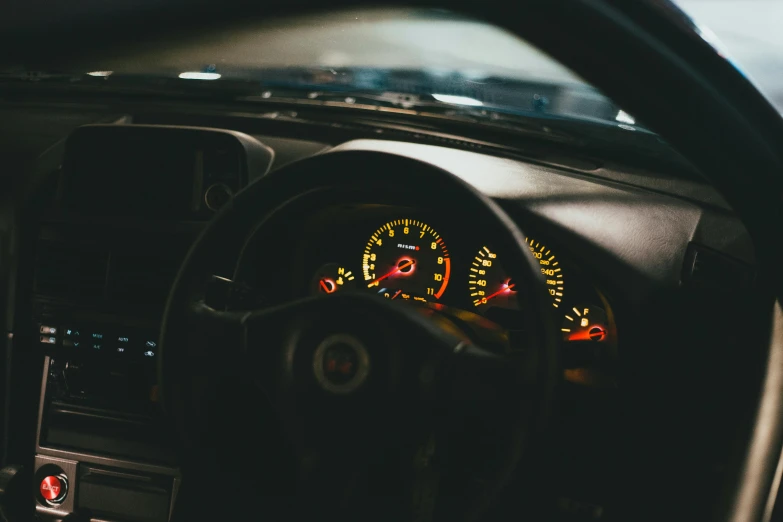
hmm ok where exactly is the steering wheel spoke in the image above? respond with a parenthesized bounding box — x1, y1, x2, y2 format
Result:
(184, 298, 315, 379)
(181, 301, 250, 374)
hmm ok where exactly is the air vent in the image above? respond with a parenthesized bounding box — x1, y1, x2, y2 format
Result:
(34, 241, 108, 299)
(682, 243, 755, 290)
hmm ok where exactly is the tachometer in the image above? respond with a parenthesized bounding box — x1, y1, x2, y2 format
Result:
(362, 219, 450, 302)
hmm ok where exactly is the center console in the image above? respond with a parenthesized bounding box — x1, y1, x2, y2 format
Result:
(33, 250, 184, 521)
(26, 124, 274, 521)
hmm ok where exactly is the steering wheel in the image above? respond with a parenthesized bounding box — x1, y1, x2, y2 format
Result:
(159, 152, 558, 520)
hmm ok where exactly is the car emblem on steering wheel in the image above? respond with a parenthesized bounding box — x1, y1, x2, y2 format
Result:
(313, 334, 370, 394)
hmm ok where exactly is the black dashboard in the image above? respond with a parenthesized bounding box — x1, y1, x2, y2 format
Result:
(0, 103, 762, 522)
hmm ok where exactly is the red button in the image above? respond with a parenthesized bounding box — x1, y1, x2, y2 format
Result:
(39, 475, 65, 501)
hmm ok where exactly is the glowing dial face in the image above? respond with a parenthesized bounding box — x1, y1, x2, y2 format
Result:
(561, 305, 607, 341)
(362, 219, 450, 302)
(525, 237, 565, 308)
(312, 263, 355, 295)
(469, 246, 518, 310)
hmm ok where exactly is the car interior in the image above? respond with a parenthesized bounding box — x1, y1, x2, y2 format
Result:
(0, 1, 782, 521)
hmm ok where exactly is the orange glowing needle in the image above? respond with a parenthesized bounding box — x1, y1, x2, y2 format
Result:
(391, 290, 402, 300)
(367, 259, 415, 287)
(479, 283, 515, 304)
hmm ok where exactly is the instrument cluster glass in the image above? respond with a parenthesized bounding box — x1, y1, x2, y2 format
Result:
(299, 210, 609, 340)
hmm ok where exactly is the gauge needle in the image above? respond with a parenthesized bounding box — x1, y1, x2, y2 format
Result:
(367, 259, 415, 287)
(481, 283, 516, 303)
(391, 290, 402, 300)
(319, 278, 338, 294)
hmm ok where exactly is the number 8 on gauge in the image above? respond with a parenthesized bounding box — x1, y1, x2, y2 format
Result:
(362, 219, 451, 302)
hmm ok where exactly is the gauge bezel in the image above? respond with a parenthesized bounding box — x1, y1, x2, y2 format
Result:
(361, 218, 451, 302)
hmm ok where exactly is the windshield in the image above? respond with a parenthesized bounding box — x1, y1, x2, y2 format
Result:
(128, 8, 581, 84)
(6, 8, 637, 128)
(4, 4, 781, 135)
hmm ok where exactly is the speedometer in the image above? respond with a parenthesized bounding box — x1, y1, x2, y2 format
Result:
(362, 219, 450, 302)
(526, 237, 564, 308)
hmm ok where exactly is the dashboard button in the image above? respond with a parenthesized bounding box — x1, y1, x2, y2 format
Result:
(143, 339, 157, 357)
(63, 328, 81, 337)
(39, 475, 67, 503)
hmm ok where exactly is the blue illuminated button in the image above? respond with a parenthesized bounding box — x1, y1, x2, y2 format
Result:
(64, 328, 80, 337)
(63, 339, 81, 348)
(143, 339, 157, 357)
(91, 333, 103, 340)
(40, 336, 56, 345)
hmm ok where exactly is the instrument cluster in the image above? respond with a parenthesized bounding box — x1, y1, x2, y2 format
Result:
(311, 217, 563, 314)
(244, 205, 615, 359)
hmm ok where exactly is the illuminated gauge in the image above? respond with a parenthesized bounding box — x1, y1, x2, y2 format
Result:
(469, 246, 518, 310)
(525, 237, 565, 308)
(561, 305, 608, 342)
(362, 219, 450, 302)
(312, 263, 356, 295)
